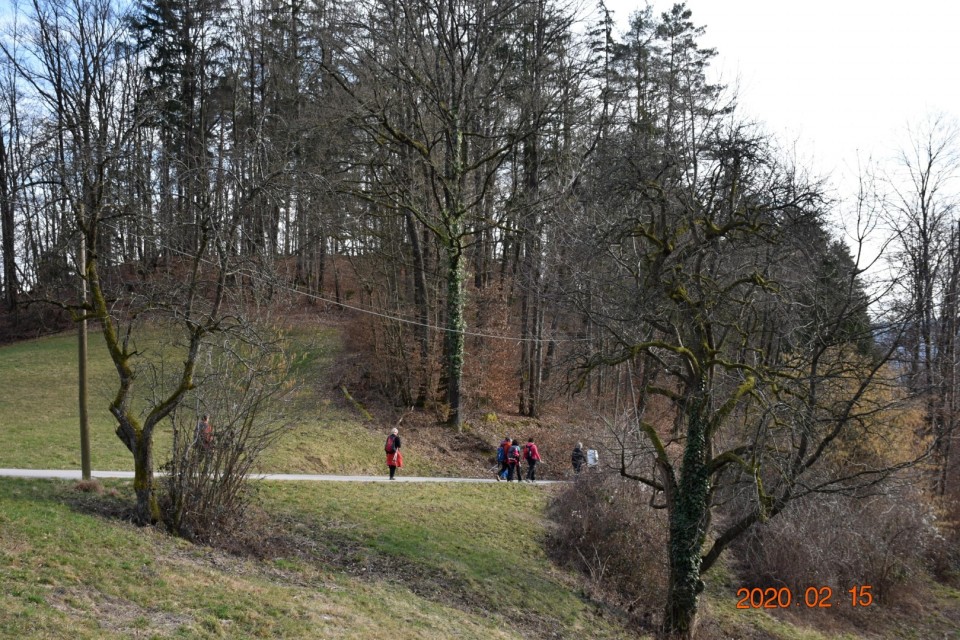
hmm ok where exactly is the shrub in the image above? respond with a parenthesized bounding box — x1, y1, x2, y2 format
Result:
(733, 484, 938, 603)
(73, 479, 103, 494)
(546, 472, 668, 629)
(928, 496, 960, 583)
(160, 332, 293, 545)
(0, 303, 71, 343)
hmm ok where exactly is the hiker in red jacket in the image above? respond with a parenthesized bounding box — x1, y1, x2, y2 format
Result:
(385, 427, 403, 480)
(523, 438, 542, 482)
(195, 414, 213, 451)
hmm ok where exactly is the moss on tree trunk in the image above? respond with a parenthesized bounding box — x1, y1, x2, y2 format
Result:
(663, 386, 711, 639)
(445, 249, 465, 430)
(133, 437, 160, 524)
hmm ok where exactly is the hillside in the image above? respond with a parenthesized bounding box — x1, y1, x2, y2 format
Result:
(1, 324, 959, 639)
(0, 318, 589, 481)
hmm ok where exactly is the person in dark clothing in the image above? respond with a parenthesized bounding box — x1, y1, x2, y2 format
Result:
(572, 442, 586, 475)
(385, 427, 402, 480)
(506, 439, 522, 482)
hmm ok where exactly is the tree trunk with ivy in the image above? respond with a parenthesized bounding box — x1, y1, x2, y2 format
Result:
(444, 240, 466, 430)
(663, 384, 712, 638)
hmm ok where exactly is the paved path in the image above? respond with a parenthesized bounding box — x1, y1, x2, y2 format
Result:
(0, 468, 559, 484)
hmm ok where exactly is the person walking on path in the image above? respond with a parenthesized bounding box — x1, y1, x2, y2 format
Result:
(506, 439, 522, 482)
(385, 427, 403, 480)
(523, 438, 542, 482)
(571, 442, 586, 475)
(496, 436, 511, 481)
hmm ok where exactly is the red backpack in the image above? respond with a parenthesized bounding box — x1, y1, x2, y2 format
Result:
(385, 434, 397, 453)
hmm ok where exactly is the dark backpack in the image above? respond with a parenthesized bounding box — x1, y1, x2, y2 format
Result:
(496, 446, 505, 463)
(508, 444, 521, 462)
(385, 434, 396, 454)
(524, 444, 535, 461)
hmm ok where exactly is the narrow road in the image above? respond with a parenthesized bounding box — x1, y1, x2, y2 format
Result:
(0, 468, 560, 484)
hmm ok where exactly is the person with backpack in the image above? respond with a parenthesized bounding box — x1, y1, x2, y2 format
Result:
(523, 437, 542, 482)
(496, 436, 511, 481)
(385, 427, 402, 480)
(506, 439, 522, 482)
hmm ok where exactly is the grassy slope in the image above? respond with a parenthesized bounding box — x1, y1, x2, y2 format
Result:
(0, 333, 130, 470)
(0, 329, 447, 477)
(0, 478, 634, 640)
(2, 330, 959, 639)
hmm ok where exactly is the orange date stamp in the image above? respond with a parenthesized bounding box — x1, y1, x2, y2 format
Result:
(736, 585, 874, 609)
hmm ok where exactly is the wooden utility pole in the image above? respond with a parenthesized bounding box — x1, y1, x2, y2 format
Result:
(78, 238, 91, 480)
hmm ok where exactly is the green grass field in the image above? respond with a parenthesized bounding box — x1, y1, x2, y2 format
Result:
(0, 478, 637, 639)
(0, 333, 129, 470)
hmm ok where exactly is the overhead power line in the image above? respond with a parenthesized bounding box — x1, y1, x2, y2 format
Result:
(104, 229, 589, 345)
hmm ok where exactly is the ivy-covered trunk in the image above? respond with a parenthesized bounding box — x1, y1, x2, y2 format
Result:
(663, 385, 712, 639)
(444, 246, 466, 430)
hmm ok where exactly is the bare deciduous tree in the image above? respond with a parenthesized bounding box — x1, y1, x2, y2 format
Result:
(324, 0, 534, 427)
(884, 113, 960, 495)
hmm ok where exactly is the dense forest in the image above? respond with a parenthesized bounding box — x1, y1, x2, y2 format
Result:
(0, 0, 958, 637)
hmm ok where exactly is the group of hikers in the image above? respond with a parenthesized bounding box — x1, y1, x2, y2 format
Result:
(198, 416, 591, 482)
(384, 427, 595, 482)
(495, 437, 543, 482)
(493, 437, 596, 480)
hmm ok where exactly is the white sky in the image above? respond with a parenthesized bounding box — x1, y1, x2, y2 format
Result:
(606, 0, 960, 199)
